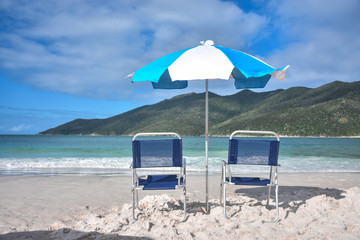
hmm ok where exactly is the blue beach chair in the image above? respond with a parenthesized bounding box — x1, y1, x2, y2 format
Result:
(131, 132, 186, 221)
(220, 130, 280, 222)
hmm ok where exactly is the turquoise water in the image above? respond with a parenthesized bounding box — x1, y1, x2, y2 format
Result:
(0, 135, 359, 175)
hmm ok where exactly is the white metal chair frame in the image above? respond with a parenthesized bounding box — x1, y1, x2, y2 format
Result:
(131, 132, 187, 222)
(220, 130, 280, 223)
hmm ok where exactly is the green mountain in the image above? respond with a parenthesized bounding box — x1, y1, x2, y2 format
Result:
(39, 81, 360, 137)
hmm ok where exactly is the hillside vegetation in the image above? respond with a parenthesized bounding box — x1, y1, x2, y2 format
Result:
(40, 81, 360, 137)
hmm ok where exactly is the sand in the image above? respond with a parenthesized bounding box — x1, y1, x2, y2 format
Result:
(0, 173, 359, 239)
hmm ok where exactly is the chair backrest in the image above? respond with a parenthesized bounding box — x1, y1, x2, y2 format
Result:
(132, 138, 183, 168)
(228, 139, 280, 166)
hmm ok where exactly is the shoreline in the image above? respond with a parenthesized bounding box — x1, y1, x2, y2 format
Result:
(0, 172, 359, 239)
(3, 133, 360, 138)
(1, 167, 360, 177)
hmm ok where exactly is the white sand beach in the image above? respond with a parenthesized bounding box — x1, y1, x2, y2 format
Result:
(0, 173, 359, 239)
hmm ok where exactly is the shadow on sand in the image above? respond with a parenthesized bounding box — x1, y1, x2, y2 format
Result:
(0, 229, 153, 240)
(232, 185, 346, 219)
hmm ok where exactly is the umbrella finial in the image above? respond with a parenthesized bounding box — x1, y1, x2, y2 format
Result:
(200, 40, 214, 46)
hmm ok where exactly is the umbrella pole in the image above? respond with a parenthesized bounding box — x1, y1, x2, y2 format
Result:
(205, 79, 209, 213)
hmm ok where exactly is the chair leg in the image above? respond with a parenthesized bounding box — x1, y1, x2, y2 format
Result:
(132, 187, 137, 221)
(136, 188, 139, 209)
(181, 187, 187, 222)
(223, 183, 230, 220)
(220, 163, 225, 205)
(220, 182, 223, 205)
(274, 183, 279, 222)
(272, 169, 279, 223)
(266, 185, 271, 208)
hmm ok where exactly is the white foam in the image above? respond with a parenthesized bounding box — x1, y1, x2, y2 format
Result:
(1, 155, 359, 176)
(0, 157, 132, 169)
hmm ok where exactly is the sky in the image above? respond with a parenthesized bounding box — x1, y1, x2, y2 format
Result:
(0, 0, 359, 134)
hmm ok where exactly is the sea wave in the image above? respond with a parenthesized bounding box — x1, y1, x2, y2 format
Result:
(1, 155, 359, 176)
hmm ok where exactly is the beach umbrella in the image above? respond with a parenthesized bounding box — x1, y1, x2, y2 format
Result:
(128, 40, 289, 212)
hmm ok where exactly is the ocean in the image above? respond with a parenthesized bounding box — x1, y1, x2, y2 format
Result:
(0, 135, 359, 176)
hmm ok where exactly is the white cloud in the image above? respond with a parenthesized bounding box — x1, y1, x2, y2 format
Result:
(11, 124, 33, 132)
(0, 0, 268, 100)
(266, 0, 360, 89)
(0, 0, 359, 102)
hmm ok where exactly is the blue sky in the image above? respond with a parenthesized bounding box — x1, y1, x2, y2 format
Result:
(1, 0, 359, 134)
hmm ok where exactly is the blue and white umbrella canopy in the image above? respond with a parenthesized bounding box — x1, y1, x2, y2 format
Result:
(129, 40, 289, 212)
(131, 40, 289, 89)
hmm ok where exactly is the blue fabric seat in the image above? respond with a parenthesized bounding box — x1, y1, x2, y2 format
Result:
(131, 132, 186, 221)
(226, 177, 270, 186)
(139, 175, 184, 190)
(221, 130, 280, 222)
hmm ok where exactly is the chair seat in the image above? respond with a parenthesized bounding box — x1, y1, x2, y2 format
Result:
(139, 174, 183, 190)
(226, 177, 270, 186)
